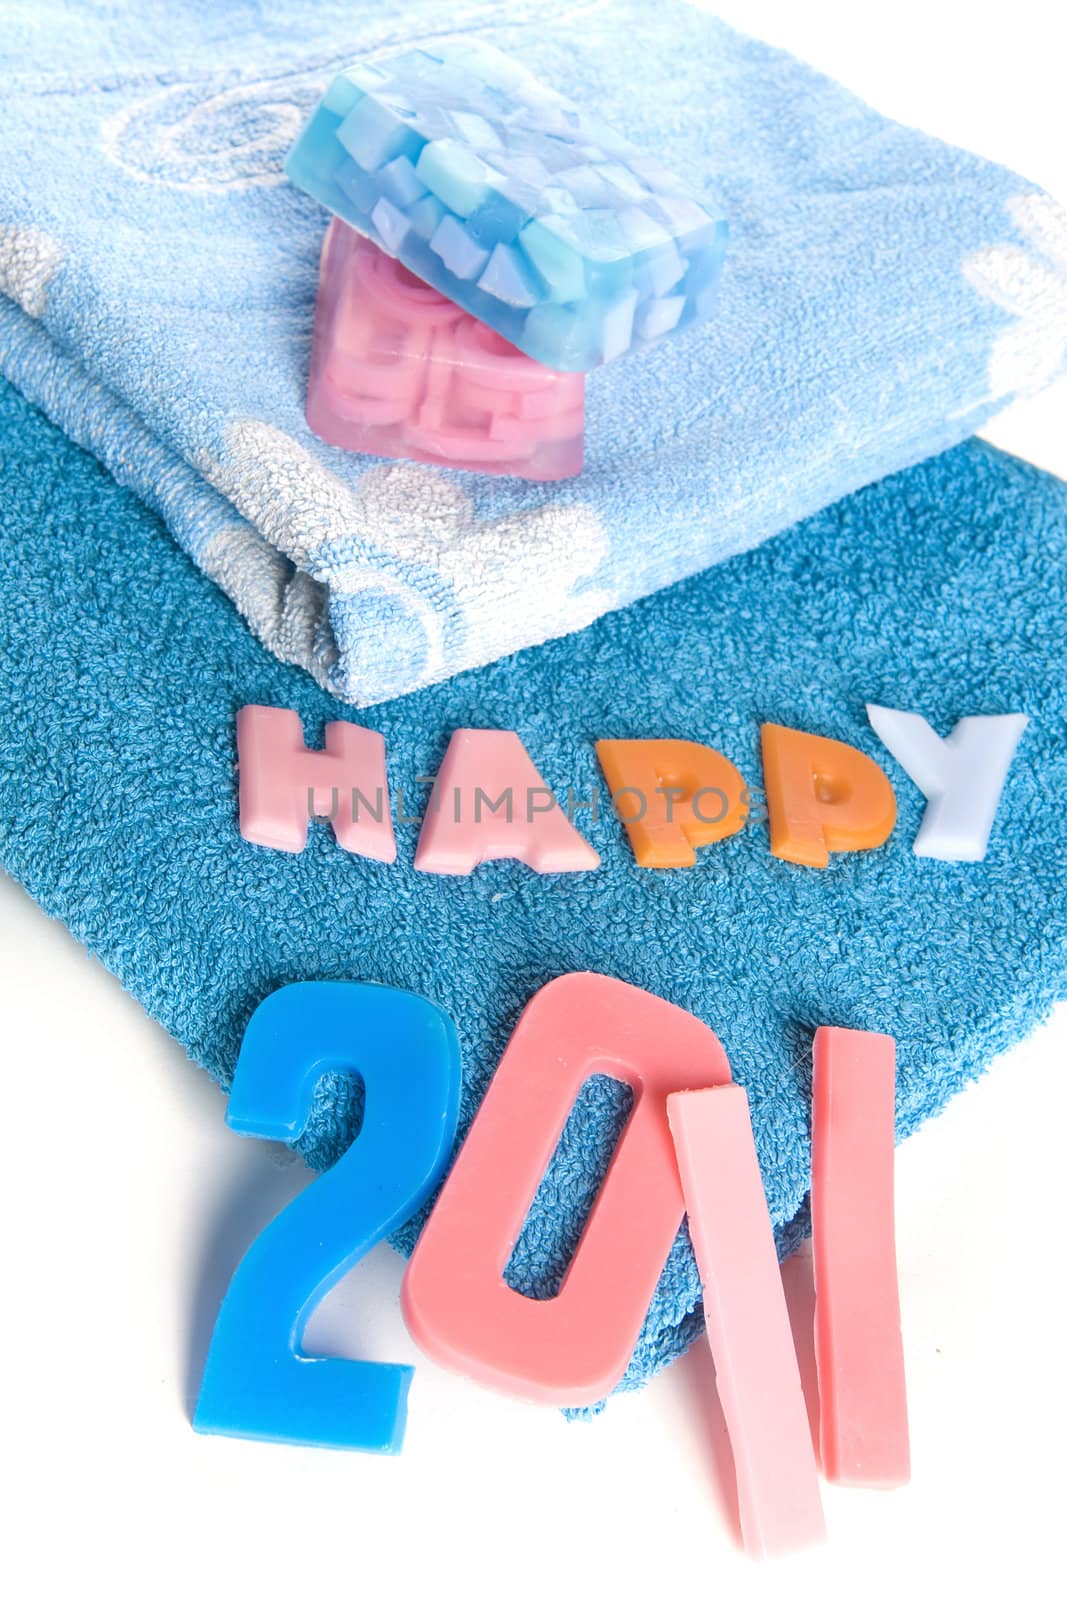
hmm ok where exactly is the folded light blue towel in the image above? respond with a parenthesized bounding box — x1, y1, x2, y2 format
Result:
(2, 375, 1065, 1398)
(2, 1, 1064, 705)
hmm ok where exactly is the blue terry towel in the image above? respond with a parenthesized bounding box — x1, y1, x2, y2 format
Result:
(2, 1, 1065, 705)
(1, 374, 1065, 1397)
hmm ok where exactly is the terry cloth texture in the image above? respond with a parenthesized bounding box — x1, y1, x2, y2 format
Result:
(2, 376, 1065, 1398)
(2, 2, 1065, 706)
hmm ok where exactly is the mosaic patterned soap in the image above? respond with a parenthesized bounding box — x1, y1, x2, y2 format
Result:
(285, 40, 728, 372)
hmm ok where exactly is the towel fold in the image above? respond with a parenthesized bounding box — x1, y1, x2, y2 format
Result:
(2, 371, 1064, 1397)
(2, 0, 1064, 704)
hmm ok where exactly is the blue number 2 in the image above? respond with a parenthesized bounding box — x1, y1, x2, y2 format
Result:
(193, 981, 461, 1452)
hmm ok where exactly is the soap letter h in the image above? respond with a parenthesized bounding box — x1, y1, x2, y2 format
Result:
(236, 705, 396, 863)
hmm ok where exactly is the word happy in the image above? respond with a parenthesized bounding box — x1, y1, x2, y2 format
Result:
(236, 704, 1028, 871)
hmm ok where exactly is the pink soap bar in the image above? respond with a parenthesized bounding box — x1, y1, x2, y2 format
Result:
(811, 1026, 910, 1487)
(306, 219, 585, 481)
(402, 973, 732, 1405)
(668, 1086, 825, 1558)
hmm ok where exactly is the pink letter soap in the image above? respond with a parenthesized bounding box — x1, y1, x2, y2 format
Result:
(811, 1026, 910, 1487)
(236, 704, 395, 863)
(668, 1086, 825, 1558)
(306, 219, 585, 481)
(402, 974, 732, 1406)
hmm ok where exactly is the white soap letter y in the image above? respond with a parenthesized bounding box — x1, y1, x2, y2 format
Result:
(866, 705, 1028, 862)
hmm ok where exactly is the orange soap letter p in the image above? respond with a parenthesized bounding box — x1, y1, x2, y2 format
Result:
(761, 724, 896, 868)
(595, 738, 749, 867)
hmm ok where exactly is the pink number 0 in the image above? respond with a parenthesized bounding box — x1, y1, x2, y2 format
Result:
(402, 973, 732, 1405)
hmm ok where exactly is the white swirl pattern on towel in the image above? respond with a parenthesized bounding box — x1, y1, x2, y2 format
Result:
(962, 192, 1067, 407)
(95, 4, 571, 192)
(197, 419, 612, 696)
(0, 224, 64, 317)
(100, 70, 330, 191)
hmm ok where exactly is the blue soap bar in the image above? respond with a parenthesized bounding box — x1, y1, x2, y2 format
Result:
(285, 40, 727, 371)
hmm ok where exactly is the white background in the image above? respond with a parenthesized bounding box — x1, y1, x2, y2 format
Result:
(2, 5, 1065, 1597)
